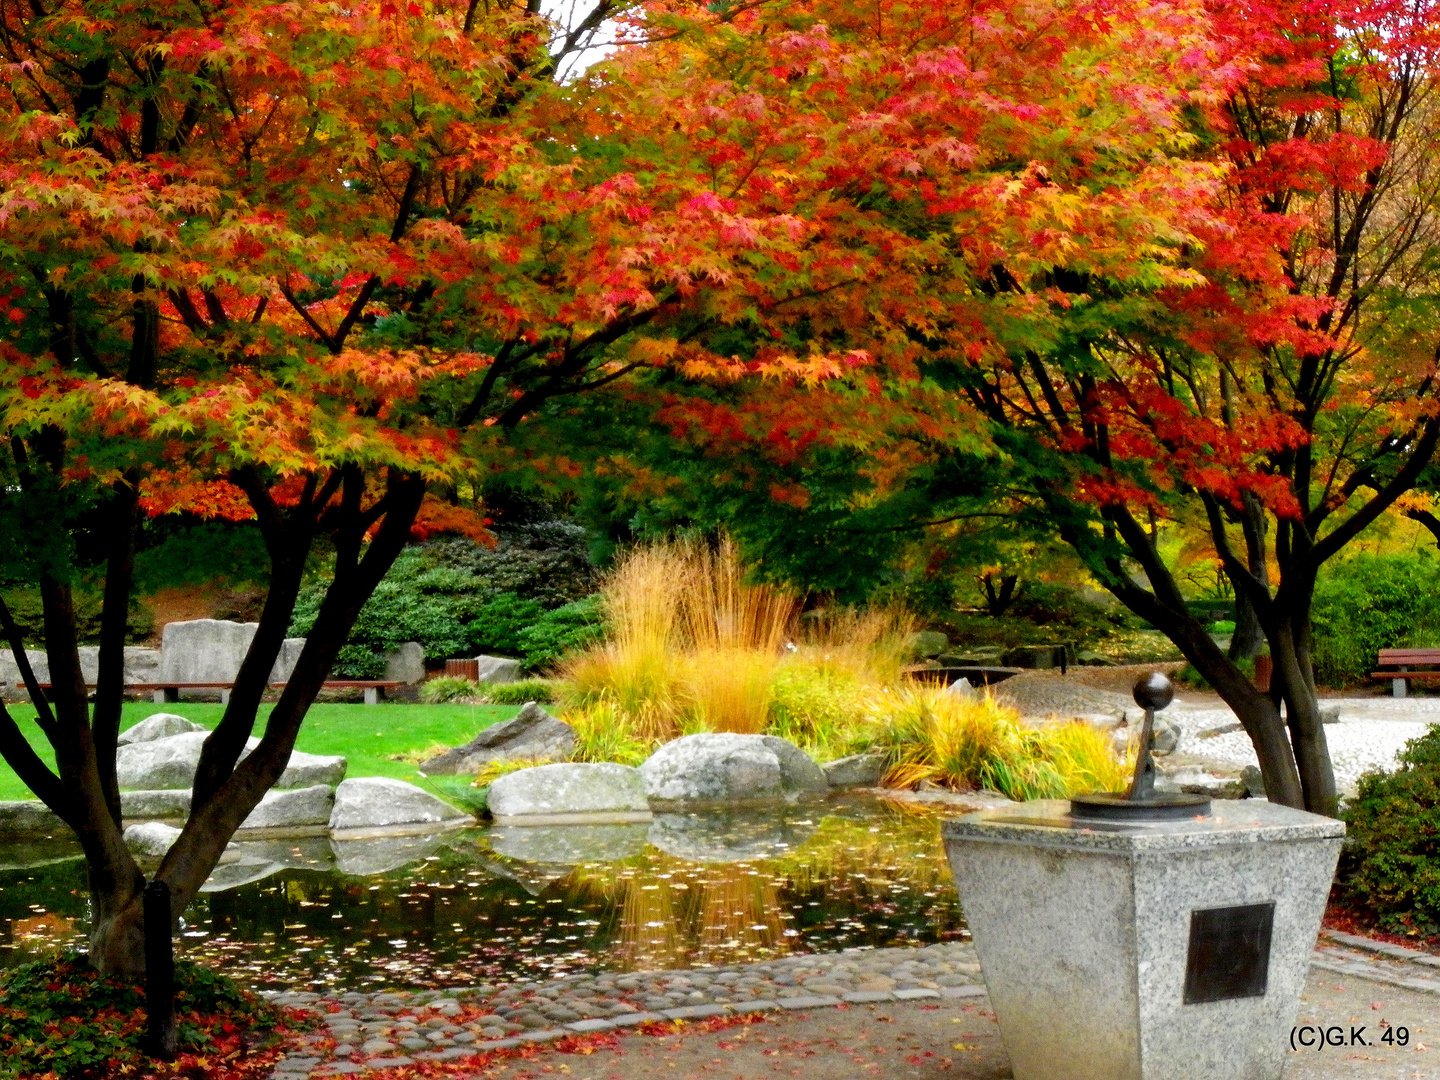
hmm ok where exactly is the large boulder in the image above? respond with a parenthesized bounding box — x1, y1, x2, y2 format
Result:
(120, 790, 192, 820)
(0, 648, 48, 688)
(487, 763, 650, 822)
(822, 753, 886, 788)
(76, 646, 162, 685)
(476, 655, 521, 684)
(383, 642, 426, 685)
(160, 619, 258, 683)
(0, 800, 67, 835)
(124, 822, 181, 857)
(328, 777, 470, 835)
(420, 702, 576, 775)
(489, 823, 651, 865)
(159, 619, 305, 684)
(238, 785, 334, 831)
(115, 730, 346, 789)
(117, 713, 207, 746)
(639, 734, 828, 805)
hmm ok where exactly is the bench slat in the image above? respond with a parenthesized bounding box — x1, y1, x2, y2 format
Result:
(1375, 650, 1440, 664)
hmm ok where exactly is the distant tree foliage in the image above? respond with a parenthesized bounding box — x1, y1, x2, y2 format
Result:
(289, 524, 599, 675)
(1310, 552, 1440, 687)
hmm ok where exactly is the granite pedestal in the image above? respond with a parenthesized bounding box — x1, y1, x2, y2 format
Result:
(942, 799, 1343, 1080)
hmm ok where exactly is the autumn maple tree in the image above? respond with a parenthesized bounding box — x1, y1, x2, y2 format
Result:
(549, 0, 1440, 818)
(0, 0, 870, 977)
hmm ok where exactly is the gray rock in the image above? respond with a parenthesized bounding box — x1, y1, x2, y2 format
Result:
(477, 655, 522, 684)
(271, 638, 307, 683)
(421, 702, 576, 775)
(117, 713, 207, 746)
(160, 619, 258, 684)
(822, 754, 886, 788)
(648, 810, 818, 863)
(1150, 716, 1180, 756)
(120, 789, 192, 820)
(639, 734, 828, 804)
(1321, 706, 1342, 725)
(115, 731, 346, 790)
(276, 748, 348, 788)
(125, 822, 181, 857)
(941, 677, 978, 701)
(489, 823, 651, 864)
(0, 647, 48, 688)
(329, 777, 469, 833)
(331, 831, 459, 876)
(488, 763, 649, 820)
(384, 642, 427, 685)
(0, 800, 67, 835)
(239, 785, 334, 830)
(1241, 765, 1267, 798)
(906, 631, 950, 659)
(75, 646, 162, 685)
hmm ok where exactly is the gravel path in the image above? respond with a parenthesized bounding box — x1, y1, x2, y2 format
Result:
(259, 933, 1440, 1079)
(995, 668, 1439, 791)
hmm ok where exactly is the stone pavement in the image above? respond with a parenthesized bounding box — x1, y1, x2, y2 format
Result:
(261, 931, 1440, 1079)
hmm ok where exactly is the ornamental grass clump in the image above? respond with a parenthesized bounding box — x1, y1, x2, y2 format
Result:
(559, 536, 798, 739)
(0, 952, 303, 1080)
(868, 685, 1129, 801)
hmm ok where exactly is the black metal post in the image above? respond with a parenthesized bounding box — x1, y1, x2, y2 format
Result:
(144, 879, 176, 1059)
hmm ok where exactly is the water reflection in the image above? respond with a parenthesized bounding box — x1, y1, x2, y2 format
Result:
(0, 794, 964, 990)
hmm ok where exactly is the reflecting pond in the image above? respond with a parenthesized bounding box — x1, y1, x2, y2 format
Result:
(0, 794, 964, 991)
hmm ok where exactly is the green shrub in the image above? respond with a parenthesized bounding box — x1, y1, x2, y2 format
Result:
(1312, 551, 1440, 687)
(419, 676, 483, 703)
(516, 594, 606, 672)
(1339, 724, 1440, 932)
(0, 952, 296, 1079)
(483, 678, 561, 704)
(290, 528, 601, 677)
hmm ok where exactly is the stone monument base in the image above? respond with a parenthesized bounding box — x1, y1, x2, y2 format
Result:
(943, 799, 1344, 1080)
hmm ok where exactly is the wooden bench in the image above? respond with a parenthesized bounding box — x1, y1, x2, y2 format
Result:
(27, 680, 402, 705)
(1371, 649, 1440, 697)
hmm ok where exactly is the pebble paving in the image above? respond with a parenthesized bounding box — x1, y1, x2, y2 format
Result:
(259, 932, 1440, 1079)
(260, 941, 987, 1078)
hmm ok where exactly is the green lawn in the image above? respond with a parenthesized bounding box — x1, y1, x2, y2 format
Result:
(0, 701, 516, 802)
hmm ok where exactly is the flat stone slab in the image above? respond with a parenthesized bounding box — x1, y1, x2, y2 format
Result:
(488, 762, 650, 820)
(239, 785, 334, 831)
(328, 777, 468, 833)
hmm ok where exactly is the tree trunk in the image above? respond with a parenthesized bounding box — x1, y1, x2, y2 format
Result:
(89, 882, 148, 980)
(1228, 493, 1269, 661)
(1229, 591, 1266, 661)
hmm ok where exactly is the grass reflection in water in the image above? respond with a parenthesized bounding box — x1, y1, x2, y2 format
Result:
(0, 795, 964, 990)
